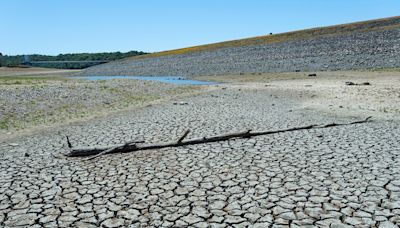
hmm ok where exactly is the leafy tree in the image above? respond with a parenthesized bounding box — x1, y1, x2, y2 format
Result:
(0, 51, 148, 69)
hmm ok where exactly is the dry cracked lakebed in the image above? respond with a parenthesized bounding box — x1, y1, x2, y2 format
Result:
(0, 86, 399, 227)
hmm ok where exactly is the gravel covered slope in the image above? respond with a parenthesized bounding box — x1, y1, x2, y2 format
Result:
(81, 19, 400, 77)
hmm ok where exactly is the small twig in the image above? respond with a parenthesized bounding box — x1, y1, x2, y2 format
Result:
(177, 130, 191, 144)
(66, 136, 72, 148)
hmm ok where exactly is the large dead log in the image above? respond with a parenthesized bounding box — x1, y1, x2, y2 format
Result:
(66, 117, 372, 159)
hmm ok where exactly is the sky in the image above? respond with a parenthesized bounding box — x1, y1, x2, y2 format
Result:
(1, 0, 399, 55)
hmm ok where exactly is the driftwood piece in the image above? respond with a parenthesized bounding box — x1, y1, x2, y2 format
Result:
(66, 117, 372, 158)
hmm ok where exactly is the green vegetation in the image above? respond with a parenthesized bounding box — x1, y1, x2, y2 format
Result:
(0, 75, 68, 85)
(0, 51, 148, 69)
(0, 114, 17, 130)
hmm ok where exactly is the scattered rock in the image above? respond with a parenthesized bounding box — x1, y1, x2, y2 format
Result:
(173, 102, 189, 105)
(346, 81, 371, 86)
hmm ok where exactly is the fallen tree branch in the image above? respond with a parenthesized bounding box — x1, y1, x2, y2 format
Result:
(66, 117, 372, 158)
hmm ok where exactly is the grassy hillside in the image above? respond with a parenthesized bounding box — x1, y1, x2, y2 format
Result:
(131, 16, 400, 60)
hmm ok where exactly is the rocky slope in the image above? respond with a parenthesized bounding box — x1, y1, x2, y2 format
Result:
(81, 16, 400, 77)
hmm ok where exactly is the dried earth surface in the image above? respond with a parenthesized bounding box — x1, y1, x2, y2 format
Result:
(0, 70, 399, 227)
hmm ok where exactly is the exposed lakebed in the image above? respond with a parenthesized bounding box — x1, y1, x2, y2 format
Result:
(72, 76, 218, 85)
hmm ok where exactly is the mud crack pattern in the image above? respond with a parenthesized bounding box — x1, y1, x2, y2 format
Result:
(1, 88, 399, 227)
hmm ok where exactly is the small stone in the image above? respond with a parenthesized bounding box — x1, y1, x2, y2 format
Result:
(173, 102, 189, 105)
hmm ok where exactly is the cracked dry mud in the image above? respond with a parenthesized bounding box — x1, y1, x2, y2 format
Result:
(1, 86, 399, 227)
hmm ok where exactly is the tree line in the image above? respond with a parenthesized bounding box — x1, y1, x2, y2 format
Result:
(0, 51, 147, 69)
